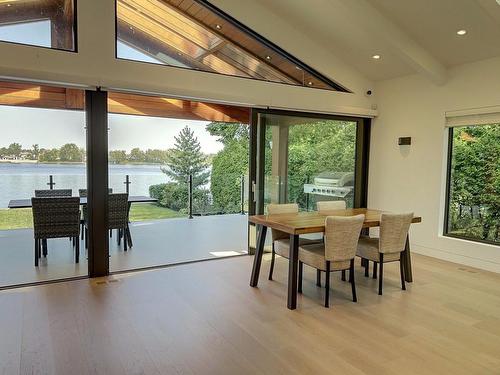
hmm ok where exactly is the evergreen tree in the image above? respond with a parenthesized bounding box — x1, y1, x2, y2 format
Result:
(162, 126, 209, 188)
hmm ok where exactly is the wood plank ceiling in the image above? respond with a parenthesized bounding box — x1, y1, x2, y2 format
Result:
(116, 0, 337, 90)
(0, 82, 250, 123)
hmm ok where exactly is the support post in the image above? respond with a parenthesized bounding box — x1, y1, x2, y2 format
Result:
(47, 175, 55, 190)
(86, 89, 109, 277)
(188, 174, 193, 219)
(240, 175, 245, 214)
(124, 174, 130, 194)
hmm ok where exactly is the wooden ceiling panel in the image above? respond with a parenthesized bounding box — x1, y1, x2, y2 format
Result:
(0, 82, 249, 123)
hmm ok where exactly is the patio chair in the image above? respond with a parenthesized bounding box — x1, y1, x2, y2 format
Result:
(298, 214, 365, 307)
(35, 189, 74, 252)
(356, 213, 413, 295)
(31, 197, 81, 266)
(79, 188, 113, 239)
(84, 193, 131, 251)
(34, 189, 72, 197)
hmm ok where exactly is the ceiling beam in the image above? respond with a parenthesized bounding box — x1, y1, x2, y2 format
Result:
(338, 0, 448, 85)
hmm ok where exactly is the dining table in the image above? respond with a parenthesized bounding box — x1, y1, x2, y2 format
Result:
(7, 195, 157, 209)
(249, 208, 422, 310)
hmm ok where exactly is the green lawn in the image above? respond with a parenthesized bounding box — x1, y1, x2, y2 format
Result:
(0, 204, 186, 230)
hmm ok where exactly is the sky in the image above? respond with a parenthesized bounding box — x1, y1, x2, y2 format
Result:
(0, 105, 222, 153)
(0, 20, 223, 154)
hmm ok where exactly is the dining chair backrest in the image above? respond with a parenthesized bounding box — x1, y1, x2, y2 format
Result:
(324, 214, 365, 262)
(267, 203, 298, 241)
(317, 200, 347, 212)
(379, 213, 414, 254)
(108, 193, 129, 230)
(35, 189, 72, 197)
(79, 188, 113, 197)
(31, 197, 80, 239)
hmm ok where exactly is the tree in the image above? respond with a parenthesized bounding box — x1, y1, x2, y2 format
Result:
(31, 144, 40, 160)
(207, 122, 249, 212)
(162, 126, 209, 188)
(59, 143, 84, 162)
(7, 143, 22, 158)
(39, 148, 60, 162)
(129, 148, 145, 163)
(109, 150, 127, 164)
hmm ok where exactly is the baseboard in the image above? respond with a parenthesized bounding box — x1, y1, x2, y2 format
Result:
(411, 243, 500, 274)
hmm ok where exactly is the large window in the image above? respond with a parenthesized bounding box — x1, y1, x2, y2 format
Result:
(445, 124, 500, 245)
(115, 0, 345, 91)
(0, 0, 76, 51)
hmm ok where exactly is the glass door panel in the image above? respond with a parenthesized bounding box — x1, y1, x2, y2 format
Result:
(256, 112, 358, 214)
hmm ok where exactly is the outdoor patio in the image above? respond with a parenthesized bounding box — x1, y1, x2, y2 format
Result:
(0, 214, 248, 287)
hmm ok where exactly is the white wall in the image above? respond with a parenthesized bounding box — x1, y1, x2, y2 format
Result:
(0, 0, 376, 117)
(371, 56, 500, 273)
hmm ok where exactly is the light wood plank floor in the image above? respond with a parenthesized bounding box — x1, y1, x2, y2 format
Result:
(1, 253, 500, 375)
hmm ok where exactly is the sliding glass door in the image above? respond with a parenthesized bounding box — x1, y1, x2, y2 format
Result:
(248, 109, 370, 252)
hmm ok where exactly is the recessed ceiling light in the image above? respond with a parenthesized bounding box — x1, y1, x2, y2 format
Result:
(215, 24, 222, 30)
(456, 29, 467, 36)
(372, 54, 381, 60)
(265, 55, 272, 60)
(307, 81, 313, 86)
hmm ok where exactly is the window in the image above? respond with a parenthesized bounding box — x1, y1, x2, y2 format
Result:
(0, 0, 76, 51)
(444, 124, 500, 245)
(115, 0, 345, 91)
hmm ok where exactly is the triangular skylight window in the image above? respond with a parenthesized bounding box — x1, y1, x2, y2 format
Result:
(116, 0, 347, 91)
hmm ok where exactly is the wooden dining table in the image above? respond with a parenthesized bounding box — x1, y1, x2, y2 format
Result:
(249, 208, 422, 310)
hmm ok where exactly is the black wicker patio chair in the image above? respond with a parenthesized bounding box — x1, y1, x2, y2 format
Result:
(31, 197, 81, 267)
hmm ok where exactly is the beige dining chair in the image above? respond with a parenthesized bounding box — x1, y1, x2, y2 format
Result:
(317, 199, 348, 282)
(316, 200, 347, 212)
(267, 203, 320, 281)
(356, 212, 413, 295)
(298, 214, 365, 307)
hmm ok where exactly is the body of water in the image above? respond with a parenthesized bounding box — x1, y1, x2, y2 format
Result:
(0, 163, 168, 208)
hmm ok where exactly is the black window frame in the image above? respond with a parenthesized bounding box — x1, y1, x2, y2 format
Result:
(443, 125, 499, 246)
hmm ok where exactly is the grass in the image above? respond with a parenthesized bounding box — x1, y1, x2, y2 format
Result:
(0, 204, 186, 230)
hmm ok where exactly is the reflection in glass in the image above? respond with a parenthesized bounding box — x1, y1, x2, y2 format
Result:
(0, 0, 76, 51)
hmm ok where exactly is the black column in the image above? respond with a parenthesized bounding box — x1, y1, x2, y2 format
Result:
(354, 118, 371, 208)
(85, 89, 109, 277)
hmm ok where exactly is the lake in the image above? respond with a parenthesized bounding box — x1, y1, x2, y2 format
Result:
(0, 163, 168, 208)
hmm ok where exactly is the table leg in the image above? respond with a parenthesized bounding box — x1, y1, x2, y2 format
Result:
(250, 225, 267, 287)
(287, 234, 299, 310)
(402, 234, 413, 282)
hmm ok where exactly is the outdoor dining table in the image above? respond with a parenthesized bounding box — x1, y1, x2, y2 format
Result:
(249, 208, 422, 310)
(7, 195, 157, 209)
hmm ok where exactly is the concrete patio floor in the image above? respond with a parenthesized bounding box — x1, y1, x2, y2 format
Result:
(0, 214, 248, 287)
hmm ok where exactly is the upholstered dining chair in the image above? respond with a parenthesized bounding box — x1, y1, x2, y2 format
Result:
(356, 213, 413, 295)
(317, 199, 348, 282)
(316, 200, 347, 212)
(31, 197, 81, 266)
(298, 214, 365, 307)
(267, 203, 320, 281)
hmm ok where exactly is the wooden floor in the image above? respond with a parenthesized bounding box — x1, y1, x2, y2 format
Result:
(1, 253, 500, 375)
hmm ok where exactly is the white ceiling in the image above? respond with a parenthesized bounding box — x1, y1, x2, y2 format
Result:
(252, 0, 500, 83)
